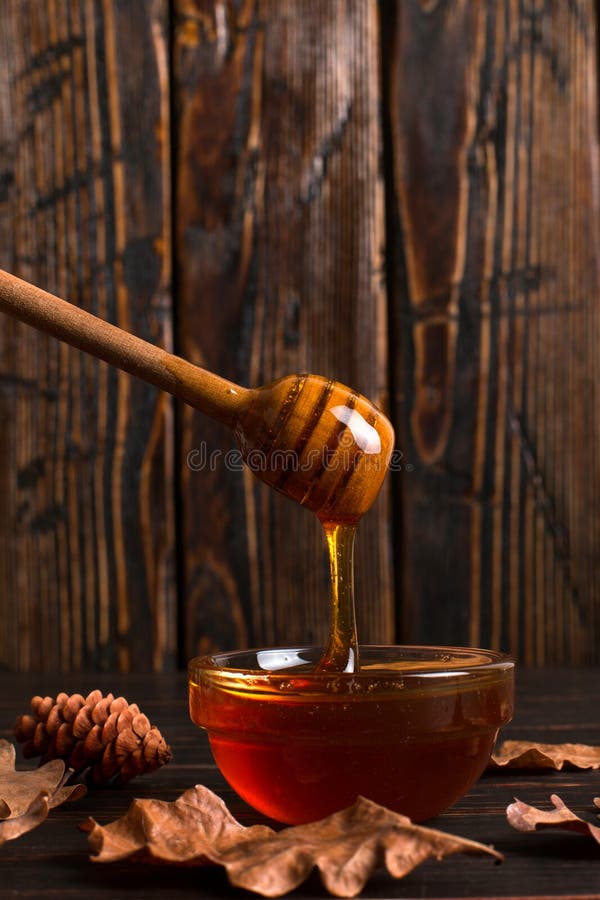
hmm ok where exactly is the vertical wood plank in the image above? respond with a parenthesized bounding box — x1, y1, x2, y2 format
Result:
(0, 4, 19, 670)
(174, 0, 394, 657)
(386, 0, 600, 662)
(0, 0, 176, 671)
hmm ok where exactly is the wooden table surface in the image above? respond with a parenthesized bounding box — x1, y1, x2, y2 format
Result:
(0, 667, 599, 899)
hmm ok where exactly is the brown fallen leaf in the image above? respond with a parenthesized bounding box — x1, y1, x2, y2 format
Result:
(82, 785, 502, 898)
(507, 794, 600, 846)
(490, 740, 600, 771)
(0, 739, 86, 846)
(0, 792, 52, 845)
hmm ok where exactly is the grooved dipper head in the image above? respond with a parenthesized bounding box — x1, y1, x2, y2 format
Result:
(235, 374, 395, 524)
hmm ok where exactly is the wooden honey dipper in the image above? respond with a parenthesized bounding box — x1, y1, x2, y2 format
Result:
(0, 269, 395, 671)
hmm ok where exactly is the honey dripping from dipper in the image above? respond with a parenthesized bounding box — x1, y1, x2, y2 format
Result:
(234, 374, 395, 673)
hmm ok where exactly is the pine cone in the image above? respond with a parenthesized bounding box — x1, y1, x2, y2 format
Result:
(13, 691, 172, 785)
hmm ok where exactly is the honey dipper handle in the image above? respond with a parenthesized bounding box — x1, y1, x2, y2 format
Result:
(0, 269, 249, 426)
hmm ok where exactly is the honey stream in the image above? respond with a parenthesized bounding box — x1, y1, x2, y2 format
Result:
(317, 523, 358, 673)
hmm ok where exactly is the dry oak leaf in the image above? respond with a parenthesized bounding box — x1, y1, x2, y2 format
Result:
(490, 740, 600, 771)
(82, 785, 502, 898)
(0, 739, 86, 846)
(507, 794, 600, 845)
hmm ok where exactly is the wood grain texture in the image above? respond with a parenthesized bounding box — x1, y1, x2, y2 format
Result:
(0, 0, 175, 672)
(1, 1, 599, 671)
(174, 0, 394, 659)
(386, 0, 600, 662)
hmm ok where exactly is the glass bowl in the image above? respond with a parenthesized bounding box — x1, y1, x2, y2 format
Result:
(188, 645, 514, 825)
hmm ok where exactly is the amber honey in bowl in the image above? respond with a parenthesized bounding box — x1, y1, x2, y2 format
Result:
(188, 645, 514, 825)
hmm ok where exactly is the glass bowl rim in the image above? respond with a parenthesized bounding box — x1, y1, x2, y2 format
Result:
(188, 643, 514, 690)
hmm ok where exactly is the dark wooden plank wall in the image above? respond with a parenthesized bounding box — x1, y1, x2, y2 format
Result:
(0, 0, 598, 670)
(387, 0, 600, 664)
(173, 0, 394, 660)
(0, 0, 175, 672)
